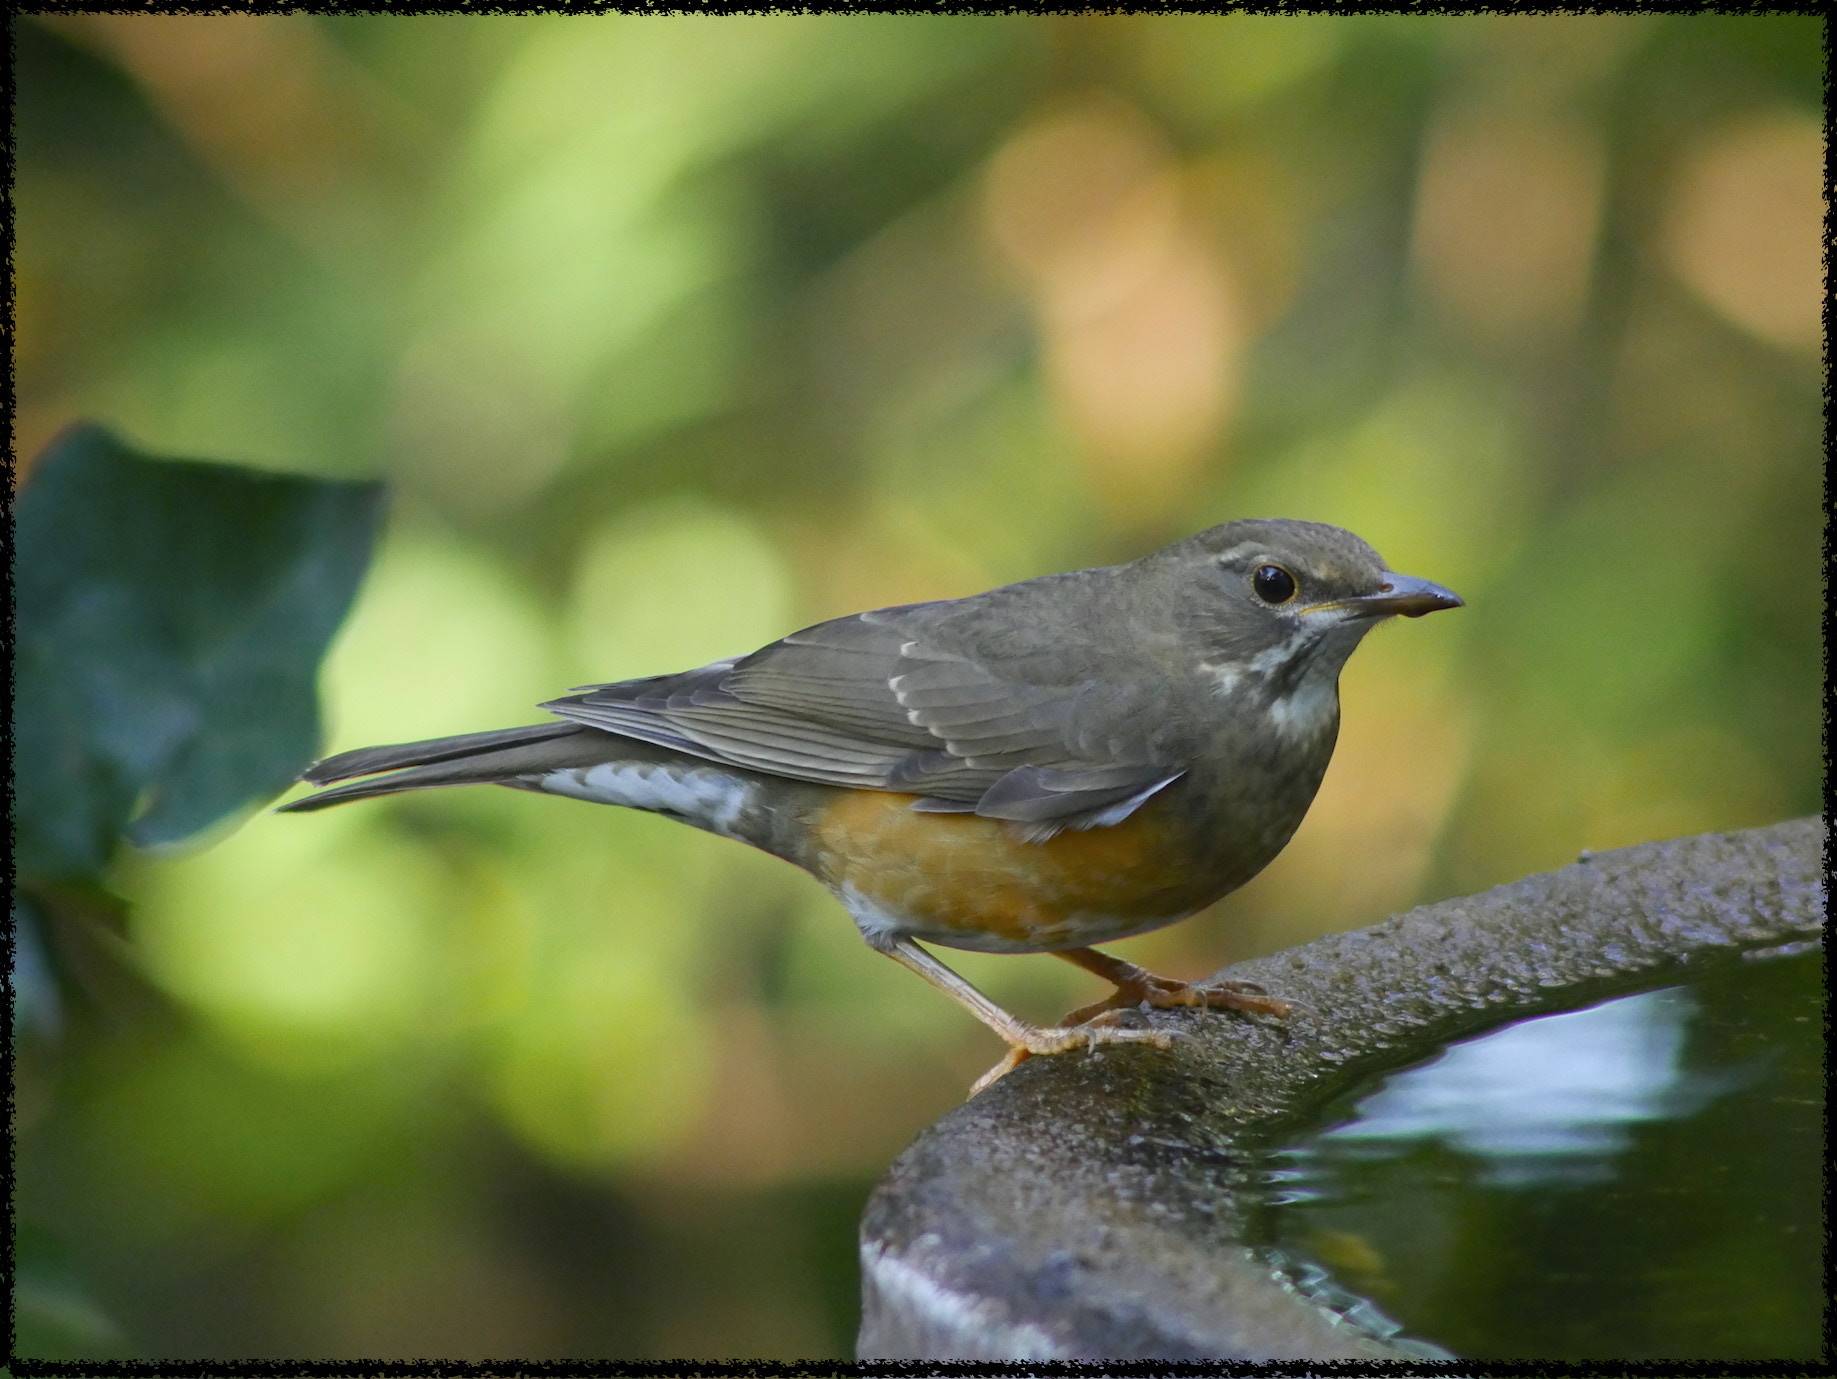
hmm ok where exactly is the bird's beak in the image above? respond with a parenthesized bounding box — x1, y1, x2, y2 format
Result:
(1353, 572, 1465, 618)
(1308, 572, 1465, 620)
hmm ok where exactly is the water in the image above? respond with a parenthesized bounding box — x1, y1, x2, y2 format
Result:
(1249, 948, 1824, 1361)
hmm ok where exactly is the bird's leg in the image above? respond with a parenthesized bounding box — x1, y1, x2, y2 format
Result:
(1053, 946, 1298, 1028)
(869, 936, 1174, 1096)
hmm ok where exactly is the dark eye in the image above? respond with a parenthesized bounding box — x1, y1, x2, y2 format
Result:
(1251, 564, 1297, 604)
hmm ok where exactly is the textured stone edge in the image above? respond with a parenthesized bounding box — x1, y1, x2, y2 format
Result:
(857, 817, 1827, 1361)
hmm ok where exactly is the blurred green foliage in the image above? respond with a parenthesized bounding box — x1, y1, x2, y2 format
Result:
(12, 426, 382, 1356)
(13, 13, 1822, 1361)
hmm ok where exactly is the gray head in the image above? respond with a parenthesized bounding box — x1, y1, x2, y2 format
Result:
(1145, 517, 1463, 700)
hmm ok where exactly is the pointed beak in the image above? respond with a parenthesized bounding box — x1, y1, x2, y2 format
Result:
(1350, 572, 1465, 619)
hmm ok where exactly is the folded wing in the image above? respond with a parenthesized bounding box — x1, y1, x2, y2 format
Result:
(544, 595, 1185, 836)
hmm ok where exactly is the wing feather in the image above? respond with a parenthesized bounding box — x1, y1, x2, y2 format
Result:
(544, 586, 1190, 830)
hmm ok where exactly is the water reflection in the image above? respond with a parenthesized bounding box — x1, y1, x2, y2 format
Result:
(1256, 950, 1823, 1360)
(1312, 986, 1740, 1185)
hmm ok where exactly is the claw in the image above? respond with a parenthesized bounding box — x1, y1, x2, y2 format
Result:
(969, 1046, 1031, 1096)
(869, 937, 1189, 1098)
(1183, 980, 1297, 1020)
(968, 1020, 1173, 1096)
(1079, 1006, 1151, 1031)
(1059, 972, 1303, 1028)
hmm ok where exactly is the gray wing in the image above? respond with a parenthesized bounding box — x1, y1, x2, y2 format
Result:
(542, 593, 1185, 834)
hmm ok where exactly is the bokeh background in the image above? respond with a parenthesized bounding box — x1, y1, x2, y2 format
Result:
(13, 12, 1823, 1361)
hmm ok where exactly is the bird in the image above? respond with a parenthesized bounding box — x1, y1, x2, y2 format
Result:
(281, 518, 1462, 1093)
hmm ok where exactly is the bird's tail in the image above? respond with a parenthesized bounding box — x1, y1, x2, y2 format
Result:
(277, 722, 594, 812)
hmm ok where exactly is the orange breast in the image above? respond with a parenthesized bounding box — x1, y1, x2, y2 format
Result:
(806, 786, 1222, 954)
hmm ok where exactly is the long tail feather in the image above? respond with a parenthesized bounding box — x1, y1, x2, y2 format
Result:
(279, 722, 593, 813)
(301, 722, 582, 784)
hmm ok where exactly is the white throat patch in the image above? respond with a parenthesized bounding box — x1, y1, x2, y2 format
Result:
(1267, 673, 1340, 741)
(1204, 636, 1310, 698)
(1267, 623, 1367, 740)
(1205, 622, 1368, 741)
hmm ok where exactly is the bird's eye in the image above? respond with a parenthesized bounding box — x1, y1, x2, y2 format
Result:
(1251, 564, 1298, 604)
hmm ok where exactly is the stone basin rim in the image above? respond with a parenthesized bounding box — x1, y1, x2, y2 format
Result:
(856, 816, 1827, 1362)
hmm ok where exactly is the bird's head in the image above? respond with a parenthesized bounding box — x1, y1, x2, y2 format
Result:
(1148, 518, 1464, 707)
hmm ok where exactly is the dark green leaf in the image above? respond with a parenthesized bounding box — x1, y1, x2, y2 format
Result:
(13, 424, 385, 877)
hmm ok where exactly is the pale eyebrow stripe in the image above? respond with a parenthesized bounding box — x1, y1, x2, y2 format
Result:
(1211, 543, 1263, 565)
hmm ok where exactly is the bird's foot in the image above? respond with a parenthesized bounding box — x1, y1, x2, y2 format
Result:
(968, 1015, 1174, 1097)
(1060, 973, 1299, 1029)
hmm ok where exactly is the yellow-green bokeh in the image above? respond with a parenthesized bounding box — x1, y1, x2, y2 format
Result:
(15, 11, 1822, 1361)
